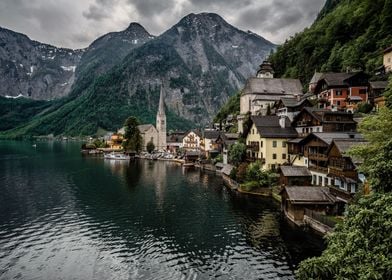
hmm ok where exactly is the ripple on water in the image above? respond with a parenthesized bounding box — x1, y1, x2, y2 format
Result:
(0, 146, 323, 280)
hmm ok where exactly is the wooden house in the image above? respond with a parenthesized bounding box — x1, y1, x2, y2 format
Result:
(274, 93, 313, 121)
(291, 107, 357, 137)
(182, 130, 201, 151)
(281, 186, 336, 225)
(279, 166, 312, 186)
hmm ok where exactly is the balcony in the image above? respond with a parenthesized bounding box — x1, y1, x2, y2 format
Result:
(309, 165, 328, 173)
(328, 166, 357, 179)
(307, 153, 328, 161)
(246, 144, 260, 152)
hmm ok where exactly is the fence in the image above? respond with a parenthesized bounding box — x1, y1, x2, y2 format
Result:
(304, 209, 337, 228)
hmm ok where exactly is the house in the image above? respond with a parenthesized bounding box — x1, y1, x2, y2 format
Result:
(281, 186, 336, 225)
(327, 139, 367, 196)
(384, 45, 392, 73)
(314, 72, 369, 111)
(200, 130, 221, 158)
(297, 132, 363, 189)
(106, 133, 124, 150)
(291, 107, 357, 137)
(182, 130, 201, 151)
(216, 133, 240, 164)
(245, 115, 298, 170)
(279, 166, 312, 187)
(137, 124, 158, 151)
(275, 93, 313, 121)
(166, 131, 185, 154)
(369, 81, 389, 110)
(238, 61, 303, 133)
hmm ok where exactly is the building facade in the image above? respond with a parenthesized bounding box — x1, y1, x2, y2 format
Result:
(384, 45, 392, 73)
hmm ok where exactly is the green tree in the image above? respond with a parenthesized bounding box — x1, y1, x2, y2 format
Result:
(146, 141, 155, 153)
(246, 161, 276, 187)
(228, 142, 246, 166)
(122, 116, 142, 153)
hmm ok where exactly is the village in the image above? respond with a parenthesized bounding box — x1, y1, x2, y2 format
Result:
(82, 44, 392, 236)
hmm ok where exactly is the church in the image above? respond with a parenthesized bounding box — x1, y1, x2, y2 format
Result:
(137, 86, 167, 151)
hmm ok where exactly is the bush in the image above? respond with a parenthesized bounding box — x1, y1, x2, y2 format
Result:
(357, 102, 373, 114)
(241, 181, 260, 192)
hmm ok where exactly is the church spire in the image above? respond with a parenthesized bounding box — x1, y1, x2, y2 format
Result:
(158, 85, 165, 116)
(156, 85, 167, 151)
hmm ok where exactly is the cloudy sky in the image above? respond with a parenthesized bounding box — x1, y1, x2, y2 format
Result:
(0, 0, 325, 49)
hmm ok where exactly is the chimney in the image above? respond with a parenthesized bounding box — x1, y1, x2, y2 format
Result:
(279, 116, 286, 128)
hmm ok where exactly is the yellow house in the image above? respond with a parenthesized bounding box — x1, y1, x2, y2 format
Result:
(384, 45, 392, 73)
(106, 133, 124, 150)
(246, 115, 298, 170)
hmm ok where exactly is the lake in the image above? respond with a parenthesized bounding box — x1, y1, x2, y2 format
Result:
(0, 141, 323, 280)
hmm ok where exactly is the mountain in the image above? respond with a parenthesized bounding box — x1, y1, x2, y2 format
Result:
(270, 0, 392, 85)
(74, 23, 154, 95)
(2, 13, 276, 137)
(0, 27, 83, 100)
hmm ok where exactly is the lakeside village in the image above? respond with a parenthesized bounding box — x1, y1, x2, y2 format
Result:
(82, 45, 392, 236)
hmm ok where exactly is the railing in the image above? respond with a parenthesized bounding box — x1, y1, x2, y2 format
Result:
(246, 144, 259, 152)
(304, 209, 337, 228)
(328, 166, 357, 179)
(307, 153, 328, 161)
(308, 166, 328, 173)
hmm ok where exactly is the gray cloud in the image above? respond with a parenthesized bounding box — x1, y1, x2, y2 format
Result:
(0, 0, 325, 49)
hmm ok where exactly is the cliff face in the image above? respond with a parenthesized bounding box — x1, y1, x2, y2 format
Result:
(0, 27, 83, 100)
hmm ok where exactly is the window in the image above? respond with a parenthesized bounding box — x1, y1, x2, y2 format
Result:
(282, 141, 286, 148)
(359, 89, 367, 95)
(272, 141, 277, 148)
(312, 175, 316, 184)
(260, 141, 263, 147)
(271, 164, 276, 171)
(272, 153, 277, 160)
(324, 177, 328, 186)
(252, 129, 254, 134)
(336, 101, 341, 106)
(336, 90, 342, 96)
(282, 154, 286, 160)
(318, 176, 322, 186)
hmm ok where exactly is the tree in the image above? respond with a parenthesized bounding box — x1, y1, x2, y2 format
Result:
(122, 116, 142, 153)
(146, 141, 155, 153)
(228, 142, 246, 166)
(297, 193, 392, 280)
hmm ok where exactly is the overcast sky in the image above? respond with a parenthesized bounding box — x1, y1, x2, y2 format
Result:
(0, 0, 325, 49)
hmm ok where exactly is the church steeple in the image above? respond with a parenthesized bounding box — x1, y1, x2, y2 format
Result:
(156, 85, 167, 151)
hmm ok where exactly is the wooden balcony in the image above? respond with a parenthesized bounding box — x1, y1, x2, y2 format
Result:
(307, 153, 328, 161)
(309, 165, 328, 173)
(328, 166, 357, 179)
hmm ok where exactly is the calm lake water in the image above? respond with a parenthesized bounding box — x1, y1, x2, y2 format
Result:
(0, 141, 323, 280)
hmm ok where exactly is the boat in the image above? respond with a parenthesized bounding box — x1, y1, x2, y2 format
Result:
(32, 144, 37, 148)
(104, 152, 130, 160)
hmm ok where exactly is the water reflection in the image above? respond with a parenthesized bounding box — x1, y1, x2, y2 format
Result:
(0, 141, 323, 280)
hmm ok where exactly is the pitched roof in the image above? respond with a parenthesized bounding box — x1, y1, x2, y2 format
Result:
(279, 93, 313, 108)
(242, 77, 303, 96)
(309, 72, 324, 84)
(369, 81, 388, 90)
(203, 130, 221, 140)
(280, 166, 312, 177)
(329, 139, 368, 155)
(137, 124, 156, 133)
(319, 72, 357, 87)
(309, 132, 364, 145)
(251, 115, 298, 138)
(284, 186, 336, 204)
(295, 107, 356, 124)
(167, 132, 186, 143)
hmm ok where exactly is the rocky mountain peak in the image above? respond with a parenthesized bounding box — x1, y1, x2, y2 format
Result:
(124, 22, 153, 39)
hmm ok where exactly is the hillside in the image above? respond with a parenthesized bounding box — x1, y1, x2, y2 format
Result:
(270, 0, 392, 85)
(1, 13, 276, 137)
